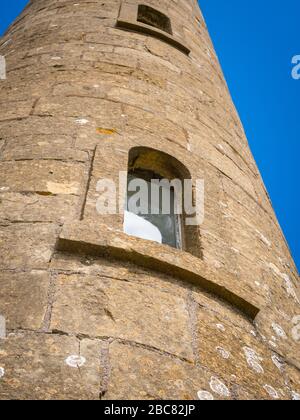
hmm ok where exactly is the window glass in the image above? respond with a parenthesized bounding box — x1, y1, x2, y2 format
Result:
(124, 172, 181, 249)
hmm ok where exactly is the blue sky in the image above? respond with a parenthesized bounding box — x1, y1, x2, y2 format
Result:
(0, 1, 299, 270)
(199, 0, 299, 270)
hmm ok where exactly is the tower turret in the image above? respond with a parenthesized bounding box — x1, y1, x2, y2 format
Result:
(0, 0, 299, 400)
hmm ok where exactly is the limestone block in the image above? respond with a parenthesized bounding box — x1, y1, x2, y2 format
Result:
(195, 308, 289, 399)
(255, 308, 300, 367)
(0, 270, 49, 330)
(285, 364, 300, 399)
(103, 342, 231, 400)
(51, 253, 189, 299)
(0, 223, 58, 270)
(0, 192, 79, 224)
(57, 220, 262, 317)
(0, 116, 77, 140)
(34, 96, 122, 121)
(50, 273, 194, 361)
(0, 333, 102, 400)
(0, 100, 34, 121)
(1, 137, 88, 162)
(0, 161, 85, 196)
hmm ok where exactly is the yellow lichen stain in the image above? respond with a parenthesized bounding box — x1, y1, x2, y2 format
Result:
(96, 127, 117, 135)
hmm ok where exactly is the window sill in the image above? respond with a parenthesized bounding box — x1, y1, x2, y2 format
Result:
(56, 220, 260, 320)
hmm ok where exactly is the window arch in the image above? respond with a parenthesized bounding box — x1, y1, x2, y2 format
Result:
(124, 147, 202, 257)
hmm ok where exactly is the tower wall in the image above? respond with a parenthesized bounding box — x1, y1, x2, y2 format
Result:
(0, 0, 299, 400)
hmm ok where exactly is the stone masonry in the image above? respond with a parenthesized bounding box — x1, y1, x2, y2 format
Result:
(0, 0, 299, 400)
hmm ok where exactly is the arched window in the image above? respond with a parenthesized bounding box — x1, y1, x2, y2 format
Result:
(123, 147, 202, 257)
(116, 3, 191, 56)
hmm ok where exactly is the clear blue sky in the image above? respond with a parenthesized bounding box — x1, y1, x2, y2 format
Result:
(0, 1, 299, 270)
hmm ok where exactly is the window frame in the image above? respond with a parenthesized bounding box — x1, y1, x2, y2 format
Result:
(125, 168, 184, 250)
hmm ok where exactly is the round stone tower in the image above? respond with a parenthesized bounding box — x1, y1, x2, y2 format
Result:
(0, 0, 299, 400)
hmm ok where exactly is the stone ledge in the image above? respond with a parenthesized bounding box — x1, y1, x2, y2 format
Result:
(56, 221, 260, 320)
(116, 2, 191, 56)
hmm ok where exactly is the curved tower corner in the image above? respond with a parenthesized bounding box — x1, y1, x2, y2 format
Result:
(0, 0, 299, 400)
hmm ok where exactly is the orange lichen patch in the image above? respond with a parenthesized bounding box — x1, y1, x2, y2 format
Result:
(96, 128, 117, 135)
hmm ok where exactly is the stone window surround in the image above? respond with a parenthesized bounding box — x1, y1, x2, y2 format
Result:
(116, 2, 191, 56)
(57, 221, 260, 320)
(126, 146, 202, 255)
(56, 137, 260, 321)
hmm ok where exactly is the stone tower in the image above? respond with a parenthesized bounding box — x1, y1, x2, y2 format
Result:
(0, 0, 299, 400)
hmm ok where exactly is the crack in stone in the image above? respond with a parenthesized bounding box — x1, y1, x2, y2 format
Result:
(41, 272, 57, 332)
(80, 146, 96, 221)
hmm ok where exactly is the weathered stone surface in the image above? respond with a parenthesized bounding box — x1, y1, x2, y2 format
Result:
(0, 100, 34, 121)
(103, 342, 230, 400)
(0, 117, 77, 140)
(0, 223, 58, 270)
(57, 220, 261, 318)
(286, 364, 300, 399)
(0, 161, 85, 196)
(0, 333, 102, 400)
(51, 252, 189, 298)
(0, 192, 80, 224)
(0, 270, 49, 331)
(1, 143, 88, 162)
(194, 307, 288, 399)
(51, 273, 193, 361)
